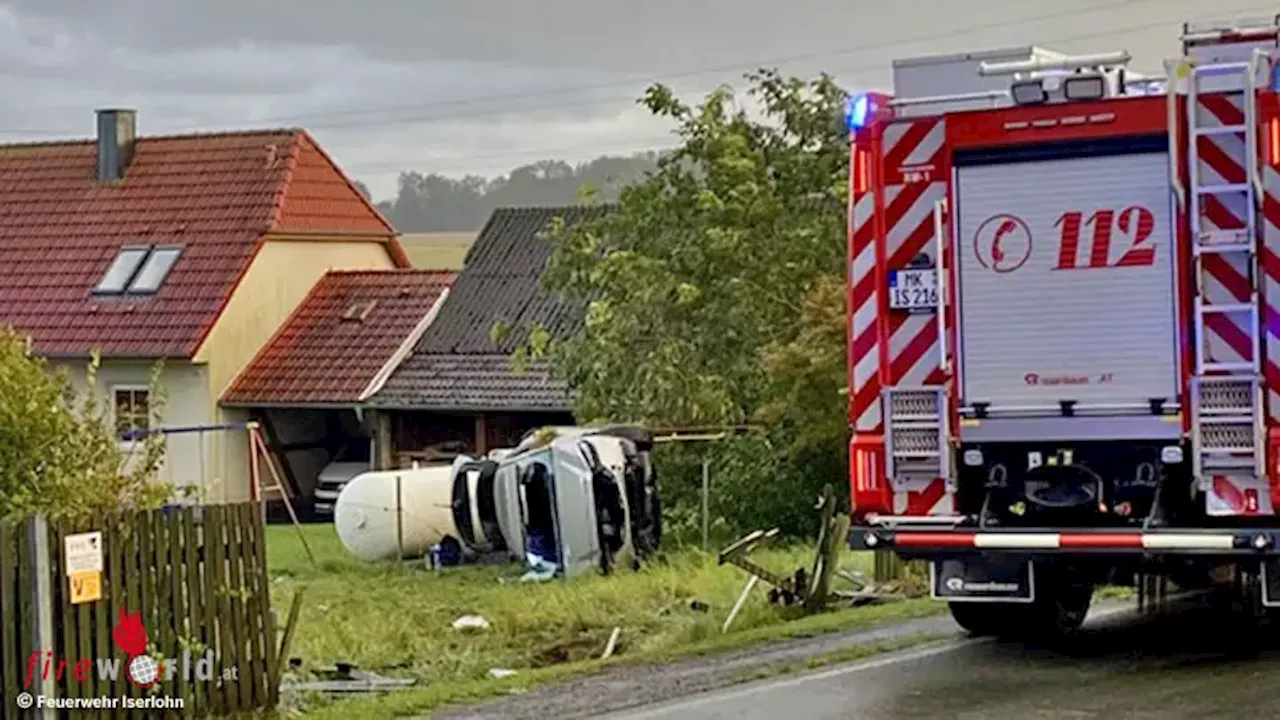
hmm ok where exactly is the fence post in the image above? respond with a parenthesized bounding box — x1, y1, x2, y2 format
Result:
(873, 548, 902, 584)
(700, 457, 710, 550)
(27, 515, 56, 718)
(395, 475, 404, 565)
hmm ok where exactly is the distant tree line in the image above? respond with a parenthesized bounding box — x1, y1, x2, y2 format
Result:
(358, 153, 661, 232)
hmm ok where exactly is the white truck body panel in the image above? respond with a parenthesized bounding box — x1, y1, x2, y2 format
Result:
(890, 46, 1068, 118)
(954, 150, 1179, 412)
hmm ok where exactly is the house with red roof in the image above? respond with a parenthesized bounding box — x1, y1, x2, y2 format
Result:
(0, 108, 413, 503)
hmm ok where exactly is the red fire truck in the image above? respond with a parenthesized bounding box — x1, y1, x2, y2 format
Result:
(846, 16, 1280, 636)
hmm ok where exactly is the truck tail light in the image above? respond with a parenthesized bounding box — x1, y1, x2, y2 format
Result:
(850, 436, 891, 519)
(1270, 119, 1279, 167)
(1268, 428, 1280, 503)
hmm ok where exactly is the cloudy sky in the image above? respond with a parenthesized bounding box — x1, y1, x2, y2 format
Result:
(0, 0, 1275, 201)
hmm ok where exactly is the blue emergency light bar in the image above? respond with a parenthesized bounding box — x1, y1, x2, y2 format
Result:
(846, 94, 872, 131)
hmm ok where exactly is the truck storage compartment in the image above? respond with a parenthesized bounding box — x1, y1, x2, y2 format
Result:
(953, 141, 1179, 415)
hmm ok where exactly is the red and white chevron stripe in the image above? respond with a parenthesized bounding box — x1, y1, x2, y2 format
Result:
(1262, 161, 1280, 423)
(1207, 474, 1273, 516)
(849, 117, 953, 516)
(1198, 91, 1275, 517)
(1259, 109, 1280, 511)
(880, 120, 947, 392)
(850, 118, 950, 425)
(849, 152, 881, 434)
(1195, 92, 1256, 372)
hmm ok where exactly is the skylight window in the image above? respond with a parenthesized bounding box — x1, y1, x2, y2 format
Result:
(342, 300, 378, 322)
(94, 245, 183, 296)
(94, 247, 149, 294)
(129, 247, 182, 294)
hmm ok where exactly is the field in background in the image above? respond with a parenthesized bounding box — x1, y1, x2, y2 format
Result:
(398, 232, 476, 270)
(267, 524, 942, 718)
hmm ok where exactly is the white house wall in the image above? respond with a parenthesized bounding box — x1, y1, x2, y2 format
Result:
(57, 358, 252, 503)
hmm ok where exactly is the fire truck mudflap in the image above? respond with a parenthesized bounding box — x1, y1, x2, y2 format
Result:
(931, 556, 1034, 602)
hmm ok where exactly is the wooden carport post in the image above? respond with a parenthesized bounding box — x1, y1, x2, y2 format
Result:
(371, 409, 394, 470)
(474, 414, 489, 456)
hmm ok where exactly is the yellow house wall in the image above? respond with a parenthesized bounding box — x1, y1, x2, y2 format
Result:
(194, 236, 397, 501)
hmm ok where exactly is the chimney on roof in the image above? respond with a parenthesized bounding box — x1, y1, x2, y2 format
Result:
(95, 108, 137, 181)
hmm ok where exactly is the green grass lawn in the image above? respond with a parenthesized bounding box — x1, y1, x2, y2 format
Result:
(266, 524, 942, 718)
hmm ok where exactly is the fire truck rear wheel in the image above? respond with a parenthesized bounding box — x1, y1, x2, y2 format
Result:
(947, 601, 1011, 637)
(1021, 575, 1093, 638)
(948, 573, 1092, 639)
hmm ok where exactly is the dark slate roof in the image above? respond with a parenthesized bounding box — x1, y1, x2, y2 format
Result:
(371, 204, 614, 411)
(370, 355, 569, 411)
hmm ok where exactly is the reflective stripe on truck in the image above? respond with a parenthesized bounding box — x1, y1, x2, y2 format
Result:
(863, 529, 1272, 552)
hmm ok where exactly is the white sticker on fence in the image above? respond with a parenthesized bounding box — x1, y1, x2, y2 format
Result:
(65, 531, 104, 576)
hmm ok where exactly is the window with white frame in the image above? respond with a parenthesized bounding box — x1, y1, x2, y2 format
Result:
(113, 386, 151, 439)
(94, 245, 183, 295)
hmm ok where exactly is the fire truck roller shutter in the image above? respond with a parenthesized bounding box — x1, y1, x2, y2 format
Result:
(953, 137, 1179, 415)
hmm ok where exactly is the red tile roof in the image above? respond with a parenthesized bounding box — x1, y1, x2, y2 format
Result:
(0, 128, 407, 358)
(221, 269, 455, 406)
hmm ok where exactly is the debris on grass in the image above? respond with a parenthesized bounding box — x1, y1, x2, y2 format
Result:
(286, 663, 417, 694)
(600, 627, 622, 659)
(488, 668, 518, 679)
(451, 615, 491, 631)
(265, 524, 944, 719)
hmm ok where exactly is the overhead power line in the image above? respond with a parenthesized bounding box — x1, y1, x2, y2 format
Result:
(0, 0, 1195, 139)
(252, 0, 1156, 127)
(338, 2, 1277, 174)
(325, 0, 1276, 136)
(4, 0, 1273, 181)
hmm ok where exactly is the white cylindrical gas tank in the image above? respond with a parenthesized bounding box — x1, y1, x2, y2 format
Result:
(333, 465, 457, 562)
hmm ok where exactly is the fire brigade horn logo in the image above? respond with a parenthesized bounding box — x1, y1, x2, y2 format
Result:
(112, 608, 160, 688)
(973, 214, 1032, 273)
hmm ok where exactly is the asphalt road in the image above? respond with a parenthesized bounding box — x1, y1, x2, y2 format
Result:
(607, 598, 1280, 720)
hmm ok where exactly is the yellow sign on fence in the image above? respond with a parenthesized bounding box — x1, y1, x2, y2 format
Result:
(70, 570, 102, 604)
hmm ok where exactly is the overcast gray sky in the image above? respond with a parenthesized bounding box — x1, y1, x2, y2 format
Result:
(0, 0, 1274, 201)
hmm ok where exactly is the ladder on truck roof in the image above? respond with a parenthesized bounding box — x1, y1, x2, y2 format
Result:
(1180, 43, 1272, 494)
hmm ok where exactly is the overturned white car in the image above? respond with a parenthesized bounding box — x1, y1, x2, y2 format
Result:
(333, 425, 662, 578)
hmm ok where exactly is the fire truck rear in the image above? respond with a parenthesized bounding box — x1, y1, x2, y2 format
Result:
(846, 16, 1280, 637)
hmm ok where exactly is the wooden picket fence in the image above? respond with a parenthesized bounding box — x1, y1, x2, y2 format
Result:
(1, 503, 278, 717)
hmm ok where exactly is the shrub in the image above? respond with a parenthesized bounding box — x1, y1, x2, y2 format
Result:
(0, 327, 170, 522)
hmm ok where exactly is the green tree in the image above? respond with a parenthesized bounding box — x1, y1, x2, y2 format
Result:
(0, 328, 170, 522)
(524, 69, 851, 538)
